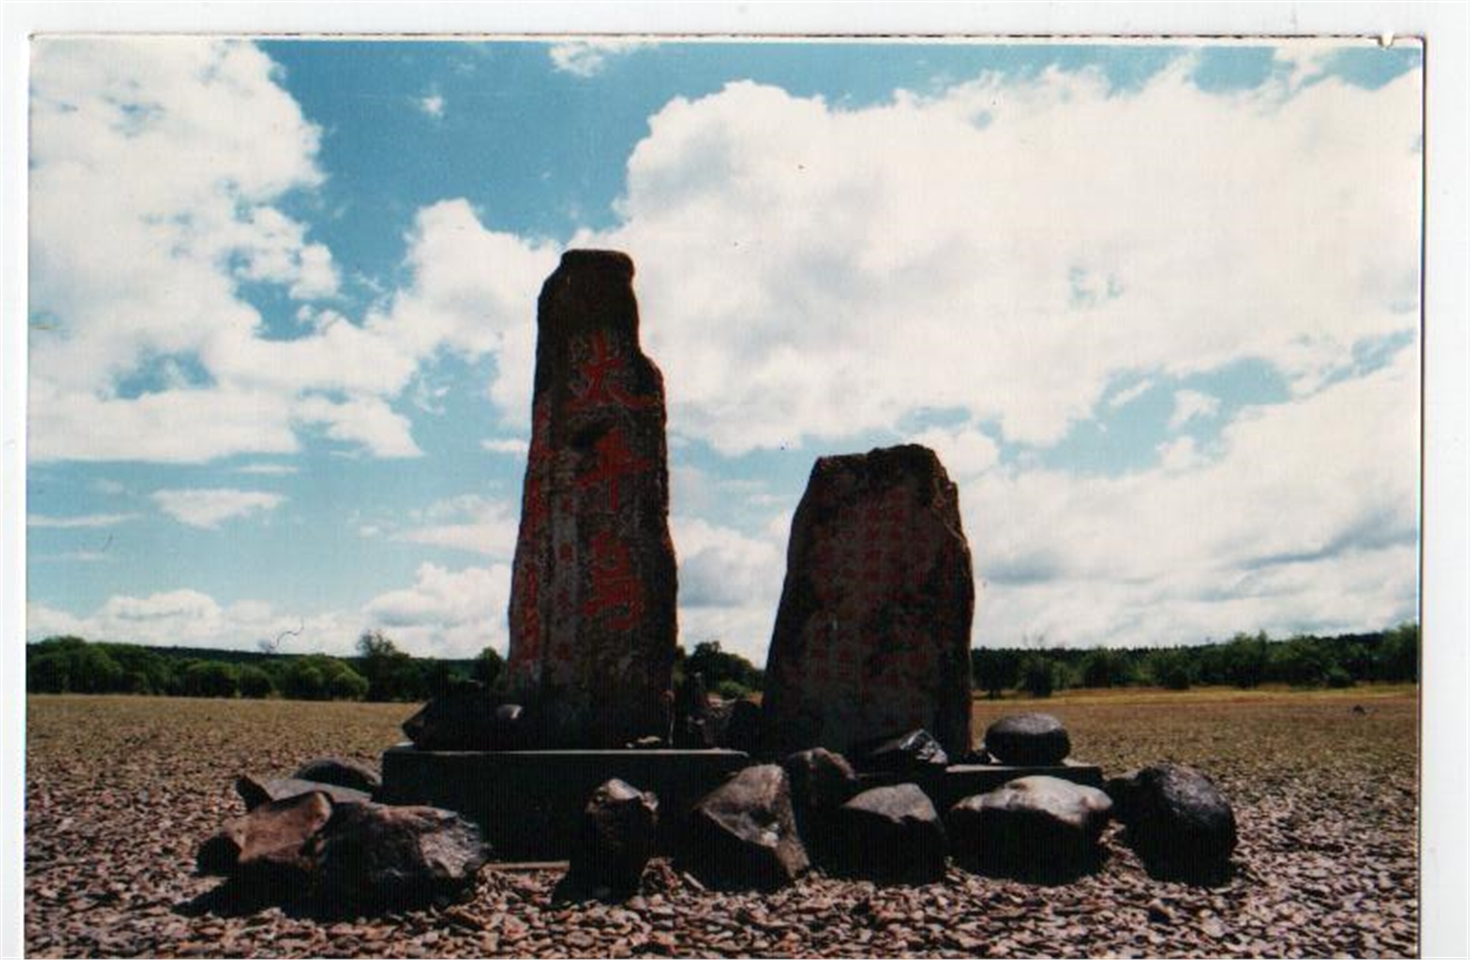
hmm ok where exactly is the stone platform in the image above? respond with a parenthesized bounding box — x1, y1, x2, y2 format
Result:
(859, 759, 1105, 810)
(380, 745, 749, 860)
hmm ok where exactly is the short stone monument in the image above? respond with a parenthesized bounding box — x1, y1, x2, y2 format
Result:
(762, 444, 975, 758)
(505, 249, 679, 748)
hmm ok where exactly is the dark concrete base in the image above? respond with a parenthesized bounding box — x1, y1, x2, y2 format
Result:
(859, 759, 1105, 811)
(380, 744, 750, 860)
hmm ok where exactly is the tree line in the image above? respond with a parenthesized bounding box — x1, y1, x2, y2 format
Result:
(26, 624, 1416, 703)
(22, 632, 767, 703)
(971, 623, 1420, 698)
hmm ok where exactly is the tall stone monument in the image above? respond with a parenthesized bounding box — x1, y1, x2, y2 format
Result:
(762, 445, 974, 758)
(506, 250, 678, 748)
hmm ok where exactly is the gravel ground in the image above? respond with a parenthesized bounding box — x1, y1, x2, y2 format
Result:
(25, 690, 1418, 958)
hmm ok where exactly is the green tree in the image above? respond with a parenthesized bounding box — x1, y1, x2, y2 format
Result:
(1079, 647, 1132, 688)
(476, 647, 505, 687)
(1221, 632, 1270, 688)
(181, 661, 239, 698)
(1376, 622, 1419, 682)
(1019, 654, 1056, 698)
(356, 630, 426, 701)
(1269, 636, 1329, 687)
(685, 641, 763, 694)
(237, 665, 276, 698)
(1146, 648, 1194, 690)
(971, 648, 1022, 699)
(26, 636, 124, 693)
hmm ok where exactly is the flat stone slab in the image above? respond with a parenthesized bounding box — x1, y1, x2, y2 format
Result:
(380, 745, 749, 860)
(857, 760, 1104, 810)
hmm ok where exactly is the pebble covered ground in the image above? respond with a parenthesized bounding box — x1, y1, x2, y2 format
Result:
(25, 689, 1418, 958)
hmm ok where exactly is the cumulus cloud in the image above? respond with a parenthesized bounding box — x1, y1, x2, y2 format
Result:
(548, 38, 655, 78)
(579, 57, 1418, 455)
(27, 41, 552, 465)
(27, 592, 359, 655)
(151, 488, 285, 529)
(1169, 389, 1222, 431)
(481, 438, 530, 456)
(378, 494, 521, 558)
(966, 346, 1419, 647)
(27, 512, 140, 529)
(672, 516, 787, 664)
(362, 562, 511, 658)
(419, 93, 445, 118)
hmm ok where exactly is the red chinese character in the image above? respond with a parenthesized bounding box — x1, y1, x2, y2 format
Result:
(576, 427, 650, 511)
(582, 529, 644, 630)
(568, 331, 659, 411)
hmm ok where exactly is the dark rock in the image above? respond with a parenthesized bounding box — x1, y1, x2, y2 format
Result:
(983, 713, 1071, 765)
(309, 802, 489, 910)
(561, 779, 659, 899)
(781, 748, 861, 862)
(718, 699, 763, 754)
(852, 728, 950, 773)
(1106, 764, 1237, 877)
(401, 684, 526, 751)
(671, 673, 713, 748)
(505, 249, 678, 749)
(762, 444, 975, 758)
(947, 775, 1112, 875)
(197, 791, 333, 880)
(292, 757, 381, 794)
(833, 784, 948, 883)
(236, 775, 371, 812)
(680, 764, 808, 890)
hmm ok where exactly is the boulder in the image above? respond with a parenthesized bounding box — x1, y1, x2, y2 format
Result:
(292, 757, 381, 794)
(983, 713, 1071, 765)
(717, 699, 763, 754)
(762, 444, 975, 758)
(562, 779, 659, 899)
(1105, 764, 1237, 875)
(309, 802, 489, 910)
(852, 729, 950, 773)
(781, 748, 861, 862)
(505, 250, 678, 748)
(833, 784, 948, 883)
(401, 683, 526, 751)
(197, 790, 333, 880)
(236, 775, 371, 811)
(947, 776, 1112, 872)
(680, 764, 808, 890)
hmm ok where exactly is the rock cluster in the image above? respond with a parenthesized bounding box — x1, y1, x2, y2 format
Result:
(197, 759, 487, 913)
(561, 779, 660, 900)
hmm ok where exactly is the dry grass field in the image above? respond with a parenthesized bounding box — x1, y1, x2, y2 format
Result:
(25, 688, 1418, 958)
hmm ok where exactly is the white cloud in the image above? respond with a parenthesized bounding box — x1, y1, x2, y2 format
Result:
(672, 515, 786, 664)
(27, 592, 359, 656)
(1168, 389, 1222, 431)
(576, 58, 1419, 455)
(1108, 379, 1154, 410)
(419, 93, 445, 118)
(362, 562, 511, 658)
(481, 438, 530, 456)
(382, 494, 521, 558)
(966, 346, 1419, 647)
(908, 425, 1001, 481)
(151, 488, 285, 529)
(27, 512, 139, 529)
(235, 463, 298, 476)
(548, 38, 654, 78)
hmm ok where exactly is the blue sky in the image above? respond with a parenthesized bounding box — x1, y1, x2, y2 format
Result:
(25, 37, 1423, 663)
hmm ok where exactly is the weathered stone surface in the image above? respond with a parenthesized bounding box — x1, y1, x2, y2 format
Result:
(309, 802, 489, 910)
(236, 775, 371, 811)
(293, 757, 381, 794)
(984, 713, 1071, 765)
(781, 748, 861, 861)
(562, 779, 659, 899)
(947, 775, 1112, 870)
(507, 250, 678, 748)
(762, 444, 974, 758)
(717, 699, 763, 754)
(197, 791, 333, 879)
(671, 673, 713, 748)
(401, 683, 525, 751)
(833, 783, 948, 883)
(853, 728, 950, 773)
(680, 764, 808, 890)
(1106, 764, 1237, 873)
